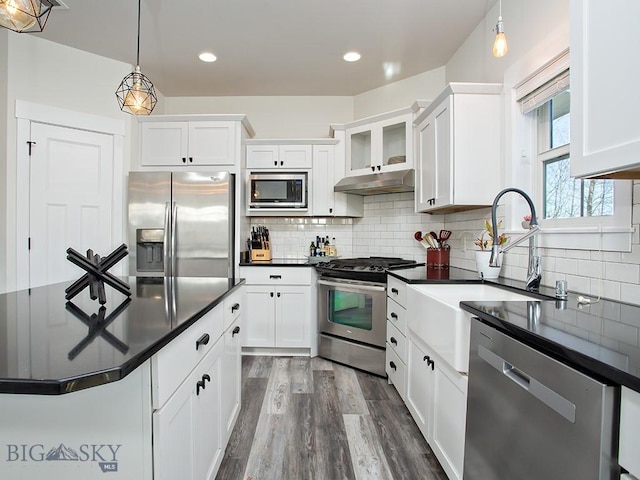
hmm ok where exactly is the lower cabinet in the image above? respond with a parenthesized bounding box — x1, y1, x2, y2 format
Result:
(244, 285, 310, 348)
(406, 334, 467, 480)
(153, 339, 224, 480)
(152, 286, 243, 480)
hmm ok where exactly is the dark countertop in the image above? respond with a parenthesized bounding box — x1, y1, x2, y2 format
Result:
(240, 258, 311, 267)
(0, 276, 244, 395)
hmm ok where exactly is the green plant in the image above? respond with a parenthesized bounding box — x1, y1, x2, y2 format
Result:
(474, 219, 510, 251)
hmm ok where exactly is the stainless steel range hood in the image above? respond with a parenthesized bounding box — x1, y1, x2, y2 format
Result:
(333, 169, 414, 195)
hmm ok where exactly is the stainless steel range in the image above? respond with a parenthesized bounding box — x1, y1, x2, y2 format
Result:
(315, 257, 416, 376)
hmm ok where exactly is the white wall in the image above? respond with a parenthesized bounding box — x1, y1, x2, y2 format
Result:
(164, 96, 354, 138)
(2, 33, 138, 292)
(0, 30, 8, 293)
(353, 67, 446, 119)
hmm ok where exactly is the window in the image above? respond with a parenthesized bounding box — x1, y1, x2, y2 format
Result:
(537, 90, 615, 220)
(511, 49, 632, 251)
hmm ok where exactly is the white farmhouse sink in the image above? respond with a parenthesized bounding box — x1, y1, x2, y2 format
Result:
(406, 284, 536, 373)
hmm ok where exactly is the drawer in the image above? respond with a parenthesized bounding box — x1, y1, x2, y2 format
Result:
(387, 320, 407, 363)
(386, 346, 406, 400)
(151, 305, 224, 409)
(620, 387, 640, 478)
(387, 276, 407, 306)
(240, 266, 312, 285)
(387, 297, 407, 335)
(223, 287, 244, 331)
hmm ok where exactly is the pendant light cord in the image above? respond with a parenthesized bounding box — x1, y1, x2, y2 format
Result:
(136, 0, 141, 66)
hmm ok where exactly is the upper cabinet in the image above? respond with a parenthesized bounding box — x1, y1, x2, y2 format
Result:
(246, 143, 312, 170)
(570, 0, 640, 179)
(415, 83, 502, 214)
(312, 137, 363, 217)
(345, 108, 414, 176)
(139, 115, 254, 168)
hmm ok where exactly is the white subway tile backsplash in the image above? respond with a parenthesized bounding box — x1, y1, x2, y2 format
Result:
(605, 262, 640, 284)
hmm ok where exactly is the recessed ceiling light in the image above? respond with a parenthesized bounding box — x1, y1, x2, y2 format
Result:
(343, 51, 361, 62)
(199, 52, 217, 63)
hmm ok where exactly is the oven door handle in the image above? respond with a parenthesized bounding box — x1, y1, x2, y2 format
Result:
(317, 279, 386, 292)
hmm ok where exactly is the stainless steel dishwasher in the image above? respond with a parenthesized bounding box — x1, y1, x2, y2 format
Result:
(464, 318, 619, 480)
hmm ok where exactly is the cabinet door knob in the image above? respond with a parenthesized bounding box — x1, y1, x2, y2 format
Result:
(182, 157, 187, 163)
(371, 166, 375, 172)
(423, 355, 430, 362)
(195, 333, 210, 350)
(390, 336, 398, 345)
(232, 325, 241, 337)
(389, 361, 397, 371)
(189, 157, 193, 163)
(196, 380, 205, 395)
(391, 288, 399, 294)
(329, 208, 333, 214)
(277, 292, 281, 298)
(428, 359, 435, 371)
(202, 374, 211, 384)
(270, 292, 274, 297)
(231, 303, 240, 313)
(390, 312, 398, 319)
(377, 165, 381, 171)
(274, 160, 278, 166)
(280, 160, 284, 166)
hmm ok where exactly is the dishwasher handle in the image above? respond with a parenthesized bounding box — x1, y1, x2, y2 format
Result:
(478, 344, 576, 423)
(317, 279, 386, 292)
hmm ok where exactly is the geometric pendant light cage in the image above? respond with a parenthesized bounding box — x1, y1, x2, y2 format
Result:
(115, 0, 157, 115)
(0, 0, 55, 33)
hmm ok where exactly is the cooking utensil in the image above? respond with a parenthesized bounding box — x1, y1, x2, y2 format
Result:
(414, 231, 423, 241)
(429, 231, 441, 248)
(424, 234, 438, 249)
(439, 229, 452, 246)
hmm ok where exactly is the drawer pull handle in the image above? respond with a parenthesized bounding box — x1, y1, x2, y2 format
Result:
(196, 380, 205, 395)
(391, 288, 399, 294)
(390, 312, 398, 319)
(232, 326, 241, 337)
(390, 336, 398, 345)
(389, 361, 397, 371)
(269, 275, 282, 280)
(196, 333, 210, 350)
(202, 374, 211, 384)
(231, 303, 240, 313)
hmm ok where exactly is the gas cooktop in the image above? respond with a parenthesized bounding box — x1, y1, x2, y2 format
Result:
(314, 256, 417, 282)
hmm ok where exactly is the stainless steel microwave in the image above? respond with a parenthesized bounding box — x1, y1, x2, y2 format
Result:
(248, 172, 307, 209)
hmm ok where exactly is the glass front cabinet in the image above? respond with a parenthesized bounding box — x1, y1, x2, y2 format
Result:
(345, 109, 414, 177)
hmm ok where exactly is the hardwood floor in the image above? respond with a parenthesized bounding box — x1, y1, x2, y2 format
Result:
(216, 356, 448, 480)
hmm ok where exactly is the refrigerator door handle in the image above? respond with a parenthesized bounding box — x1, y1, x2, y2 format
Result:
(171, 202, 178, 277)
(163, 202, 171, 276)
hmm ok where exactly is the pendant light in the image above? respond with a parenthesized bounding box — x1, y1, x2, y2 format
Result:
(0, 0, 54, 33)
(115, 0, 157, 116)
(492, 0, 508, 58)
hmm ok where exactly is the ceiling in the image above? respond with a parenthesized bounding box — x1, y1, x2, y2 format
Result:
(34, 0, 496, 97)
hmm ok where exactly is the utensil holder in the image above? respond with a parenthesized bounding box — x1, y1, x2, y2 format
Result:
(426, 248, 449, 269)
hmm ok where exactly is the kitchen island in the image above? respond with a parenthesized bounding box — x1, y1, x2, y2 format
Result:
(0, 276, 244, 480)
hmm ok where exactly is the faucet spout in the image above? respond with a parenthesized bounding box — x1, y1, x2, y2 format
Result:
(489, 188, 542, 291)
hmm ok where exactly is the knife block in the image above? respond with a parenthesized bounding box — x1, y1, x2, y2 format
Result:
(251, 245, 272, 261)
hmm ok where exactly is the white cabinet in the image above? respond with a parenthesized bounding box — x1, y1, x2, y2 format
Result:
(406, 334, 467, 480)
(345, 108, 414, 176)
(153, 338, 224, 480)
(620, 387, 640, 478)
(240, 266, 313, 351)
(246, 143, 312, 169)
(311, 141, 363, 217)
(570, 0, 640, 179)
(140, 121, 238, 167)
(138, 115, 253, 168)
(386, 276, 408, 400)
(415, 83, 502, 213)
(151, 286, 243, 480)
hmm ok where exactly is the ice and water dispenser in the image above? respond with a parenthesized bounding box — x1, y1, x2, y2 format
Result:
(136, 229, 164, 272)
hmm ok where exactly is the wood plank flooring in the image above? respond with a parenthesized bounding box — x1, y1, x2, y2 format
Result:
(216, 356, 448, 480)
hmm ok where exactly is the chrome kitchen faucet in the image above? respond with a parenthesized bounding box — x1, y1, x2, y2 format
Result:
(489, 188, 542, 291)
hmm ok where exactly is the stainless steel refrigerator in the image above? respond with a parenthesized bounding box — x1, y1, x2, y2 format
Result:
(128, 171, 235, 278)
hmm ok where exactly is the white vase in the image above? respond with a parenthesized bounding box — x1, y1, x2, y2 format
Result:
(475, 250, 502, 279)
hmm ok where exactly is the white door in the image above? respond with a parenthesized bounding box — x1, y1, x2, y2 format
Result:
(29, 123, 114, 288)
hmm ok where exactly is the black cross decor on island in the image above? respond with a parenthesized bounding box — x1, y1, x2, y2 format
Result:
(64, 244, 132, 305)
